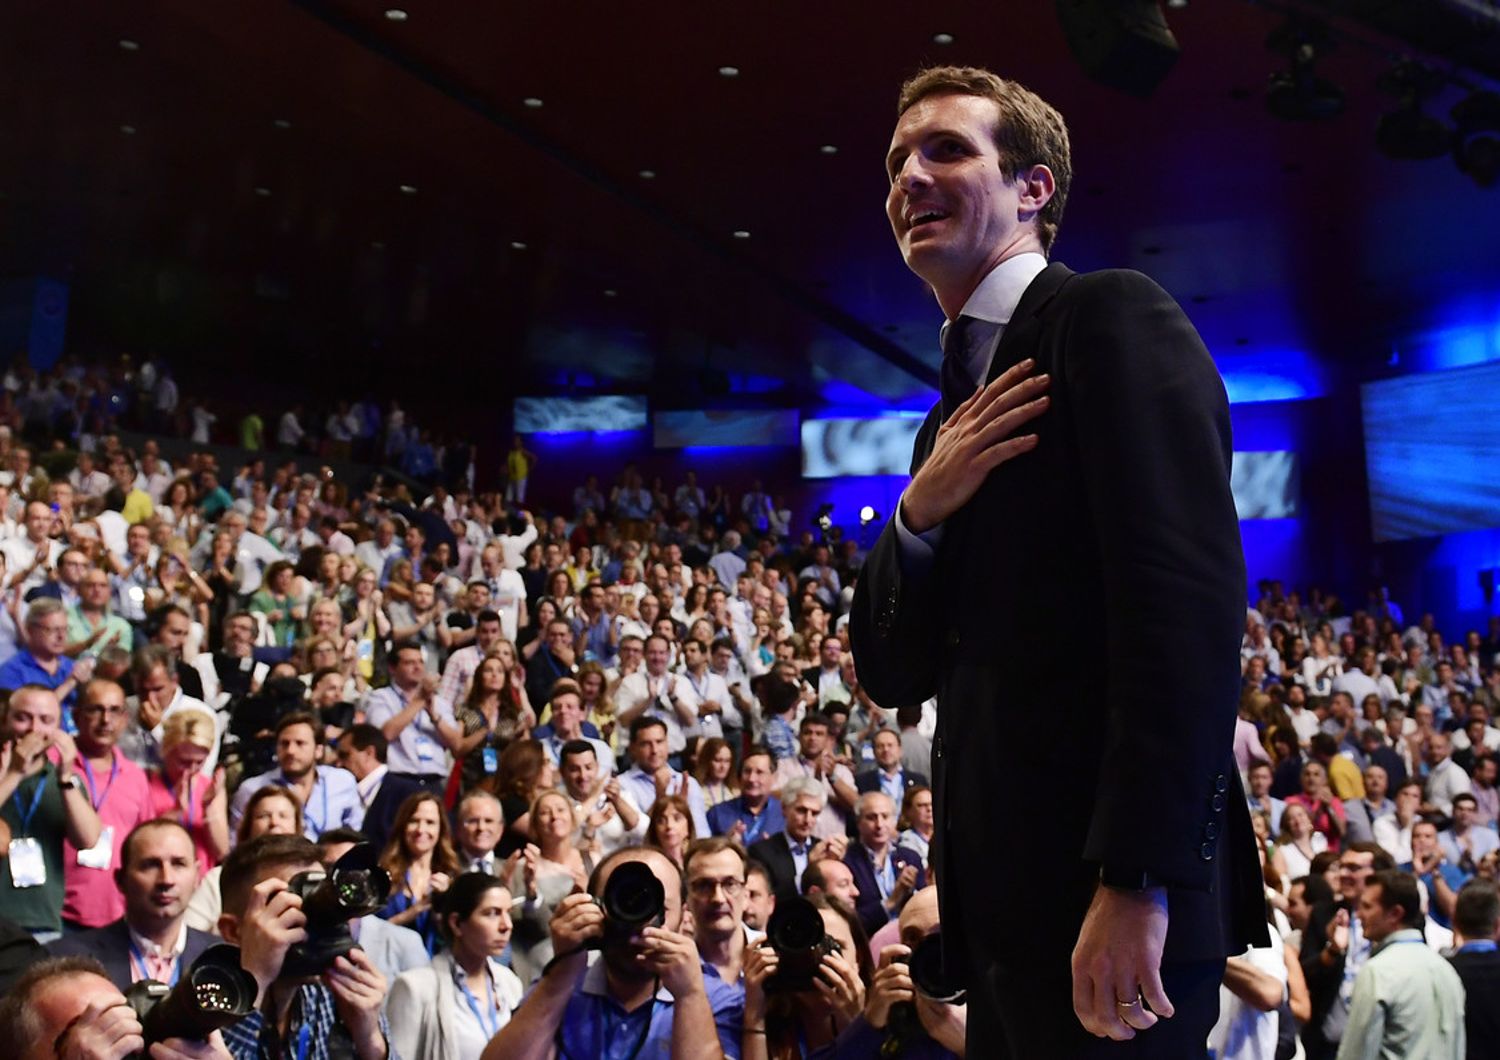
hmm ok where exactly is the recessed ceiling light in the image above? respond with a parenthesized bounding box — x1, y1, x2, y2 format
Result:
(603, 289, 618, 298)
(118, 39, 140, 51)
(384, 8, 408, 21)
(272, 118, 292, 130)
(933, 32, 955, 45)
(523, 97, 544, 109)
(819, 144, 838, 155)
(398, 184, 418, 195)
(1166, 0, 1188, 7)
(254, 187, 272, 197)
(638, 169, 656, 179)
(718, 66, 740, 78)
(732, 230, 751, 240)
(119, 124, 137, 135)
(510, 241, 527, 250)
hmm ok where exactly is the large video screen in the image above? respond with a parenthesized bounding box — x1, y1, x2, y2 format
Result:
(1231, 451, 1300, 519)
(801, 417, 923, 478)
(514, 395, 647, 434)
(1362, 361, 1500, 542)
(654, 409, 799, 448)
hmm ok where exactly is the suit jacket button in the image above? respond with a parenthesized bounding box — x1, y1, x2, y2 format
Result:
(1211, 793, 1226, 812)
(1203, 822, 1219, 841)
(1200, 843, 1215, 861)
(1214, 773, 1228, 794)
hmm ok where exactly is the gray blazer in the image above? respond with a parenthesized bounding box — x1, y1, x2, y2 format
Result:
(387, 950, 523, 1060)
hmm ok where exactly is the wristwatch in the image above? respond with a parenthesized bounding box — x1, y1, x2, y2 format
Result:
(1100, 865, 1162, 891)
(57, 774, 81, 792)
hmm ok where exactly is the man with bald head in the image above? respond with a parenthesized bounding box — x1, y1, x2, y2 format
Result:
(854, 887, 967, 1057)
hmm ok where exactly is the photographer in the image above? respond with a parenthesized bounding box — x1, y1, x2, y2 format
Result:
(216, 834, 392, 1060)
(0, 954, 232, 1060)
(741, 894, 870, 1059)
(838, 887, 964, 1058)
(481, 845, 742, 1060)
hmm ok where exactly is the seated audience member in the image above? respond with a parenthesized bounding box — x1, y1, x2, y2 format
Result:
(695, 735, 739, 810)
(47, 819, 216, 990)
(377, 790, 462, 956)
(773, 712, 856, 840)
(1424, 731, 1472, 817)
(618, 715, 712, 835)
(1285, 760, 1346, 854)
(1449, 878, 1500, 1060)
(559, 738, 645, 858)
(216, 834, 392, 1060)
(1342, 764, 1393, 846)
(481, 846, 743, 1060)
(896, 784, 935, 870)
(186, 784, 304, 934)
(146, 708, 231, 879)
(389, 871, 524, 1060)
(1374, 777, 1423, 865)
(646, 792, 697, 872)
(748, 775, 846, 902)
(534, 677, 613, 773)
(707, 745, 784, 846)
(1441, 792, 1500, 873)
(120, 645, 223, 774)
(1407, 819, 1467, 928)
(801, 857, 862, 911)
(62, 678, 155, 931)
(688, 837, 760, 1010)
(335, 723, 423, 854)
(67, 567, 136, 656)
(843, 791, 925, 936)
(0, 954, 235, 1060)
(743, 861, 776, 934)
(314, 828, 428, 992)
(855, 728, 928, 816)
(0, 684, 102, 941)
(834, 886, 966, 1058)
(1340, 869, 1465, 1059)
(742, 893, 870, 1058)
(231, 712, 360, 840)
(0, 599, 96, 719)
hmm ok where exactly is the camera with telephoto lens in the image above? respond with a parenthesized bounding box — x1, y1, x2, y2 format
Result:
(279, 843, 391, 979)
(764, 896, 843, 994)
(593, 860, 666, 948)
(122, 944, 258, 1056)
(894, 932, 966, 1004)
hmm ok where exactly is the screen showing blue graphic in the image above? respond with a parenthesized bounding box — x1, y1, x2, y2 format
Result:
(801, 417, 924, 478)
(655, 409, 800, 448)
(1230, 451, 1300, 519)
(1362, 361, 1500, 542)
(514, 395, 647, 433)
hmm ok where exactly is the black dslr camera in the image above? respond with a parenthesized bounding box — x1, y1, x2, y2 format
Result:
(764, 897, 843, 994)
(280, 843, 391, 979)
(894, 932, 966, 1004)
(593, 860, 666, 948)
(122, 944, 258, 1056)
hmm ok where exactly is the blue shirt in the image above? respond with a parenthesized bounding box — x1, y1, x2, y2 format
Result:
(361, 684, 454, 776)
(1401, 860, 1469, 927)
(550, 953, 742, 1059)
(764, 716, 797, 765)
(0, 650, 78, 731)
(707, 795, 785, 844)
(223, 982, 391, 1060)
(230, 765, 360, 840)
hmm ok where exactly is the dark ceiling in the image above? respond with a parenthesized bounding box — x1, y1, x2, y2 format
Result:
(2, 1, 1498, 429)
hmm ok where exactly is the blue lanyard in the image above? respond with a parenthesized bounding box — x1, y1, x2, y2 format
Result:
(744, 804, 769, 845)
(80, 754, 119, 811)
(454, 963, 501, 1039)
(1459, 940, 1498, 953)
(11, 772, 48, 836)
(128, 940, 182, 985)
(295, 1023, 312, 1060)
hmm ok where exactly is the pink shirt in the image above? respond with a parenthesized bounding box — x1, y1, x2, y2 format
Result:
(145, 770, 218, 877)
(62, 748, 154, 928)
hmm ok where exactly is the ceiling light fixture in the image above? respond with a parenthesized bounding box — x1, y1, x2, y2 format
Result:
(819, 144, 838, 155)
(272, 118, 292, 130)
(932, 32, 954, 45)
(384, 8, 408, 21)
(718, 66, 740, 78)
(398, 184, 418, 195)
(732, 230, 751, 240)
(603, 289, 618, 298)
(118, 39, 140, 51)
(638, 169, 656, 179)
(523, 97, 544, 109)
(254, 187, 272, 197)
(1264, 17, 1344, 122)
(119, 124, 136, 135)
(510, 241, 527, 250)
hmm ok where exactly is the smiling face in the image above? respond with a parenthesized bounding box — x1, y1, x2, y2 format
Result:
(403, 797, 442, 857)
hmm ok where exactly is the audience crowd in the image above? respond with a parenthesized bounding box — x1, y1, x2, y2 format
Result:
(0, 353, 1495, 1058)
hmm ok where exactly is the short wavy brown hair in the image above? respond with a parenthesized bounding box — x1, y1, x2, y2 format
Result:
(897, 66, 1072, 254)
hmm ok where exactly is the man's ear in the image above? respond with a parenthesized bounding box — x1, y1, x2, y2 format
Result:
(218, 913, 240, 944)
(1016, 164, 1057, 221)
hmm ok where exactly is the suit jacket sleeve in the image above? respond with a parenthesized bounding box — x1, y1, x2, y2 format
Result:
(1062, 270, 1246, 890)
(849, 408, 946, 709)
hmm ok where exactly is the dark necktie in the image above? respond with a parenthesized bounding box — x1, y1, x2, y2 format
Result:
(941, 315, 1002, 419)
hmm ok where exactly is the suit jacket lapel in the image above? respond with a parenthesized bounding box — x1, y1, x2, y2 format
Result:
(983, 261, 1075, 386)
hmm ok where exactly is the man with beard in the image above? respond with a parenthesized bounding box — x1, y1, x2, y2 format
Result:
(48, 819, 216, 989)
(230, 713, 359, 840)
(482, 846, 741, 1060)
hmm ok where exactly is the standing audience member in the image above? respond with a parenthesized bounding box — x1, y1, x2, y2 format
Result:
(1449, 878, 1500, 1060)
(377, 790, 462, 956)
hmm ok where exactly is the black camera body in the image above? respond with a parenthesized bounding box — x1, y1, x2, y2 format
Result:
(764, 897, 843, 994)
(122, 944, 258, 1056)
(593, 859, 665, 949)
(280, 843, 391, 980)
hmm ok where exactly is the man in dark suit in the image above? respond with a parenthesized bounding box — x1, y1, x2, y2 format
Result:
(854, 729, 929, 815)
(336, 723, 423, 854)
(47, 819, 215, 990)
(843, 792, 926, 936)
(1450, 878, 1500, 1060)
(849, 66, 1267, 1056)
(802, 633, 852, 709)
(748, 775, 847, 901)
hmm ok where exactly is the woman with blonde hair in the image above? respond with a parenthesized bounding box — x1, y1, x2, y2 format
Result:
(145, 708, 229, 874)
(342, 565, 390, 682)
(378, 790, 463, 954)
(506, 788, 591, 983)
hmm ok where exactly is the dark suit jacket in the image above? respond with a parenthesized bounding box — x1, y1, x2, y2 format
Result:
(843, 842, 926, 936)
(47, 918, 218, 992)
(850, 263, 1267, 984)
(748, 832, 802, 902)
(854, 768, 929, 799)
(361, 772, 425, 854)
(1449, 947, 1500, 1060)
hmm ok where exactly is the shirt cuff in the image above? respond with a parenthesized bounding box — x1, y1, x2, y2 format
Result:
(893, 494, 943, 572)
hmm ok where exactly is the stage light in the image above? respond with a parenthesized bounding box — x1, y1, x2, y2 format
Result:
(932, 33, 954, 45)
(719, 66, 740, 78)
(859, 506, 879, 525)
(384, 9, 408, 21)
(732, 230, 751, 239)
(638, 169, 656, 179)
(398, 184, 418, 195)
(1452, 90, 1500, 188)
(1264, 17, 1344, 122)
(1375, 60, 1449, 161)
(118, 39, 140, 51)
(814, 504, 834, 533)
(523, 97, 544, 109)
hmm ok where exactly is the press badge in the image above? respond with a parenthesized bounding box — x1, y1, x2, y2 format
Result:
(76, 825, 114, 870)
(482, 746, 498, 774)
(416, 734, 436, 766)
(10, 836, 46, 887)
